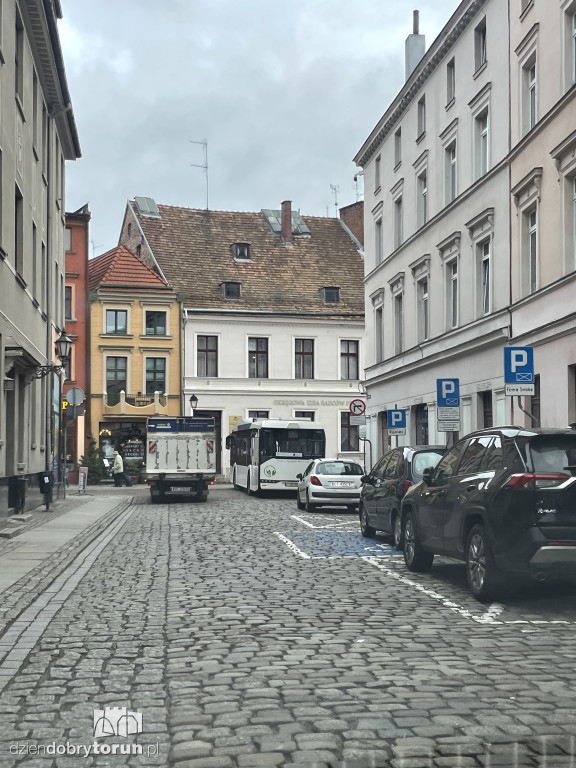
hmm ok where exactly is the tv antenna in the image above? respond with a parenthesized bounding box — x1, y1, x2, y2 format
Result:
(330, 184, 339, 217)
(190, 139, 209, 209)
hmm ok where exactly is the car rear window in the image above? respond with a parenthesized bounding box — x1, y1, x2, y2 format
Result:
(316, 462, 363, 476)
(525, 436, 576, 476)
(412, 451, 443, 479)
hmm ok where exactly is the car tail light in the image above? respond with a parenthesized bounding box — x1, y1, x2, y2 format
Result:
(504, 473, 569, 490)
(310, 475, 322, 486)
(404, 480, 414, 494)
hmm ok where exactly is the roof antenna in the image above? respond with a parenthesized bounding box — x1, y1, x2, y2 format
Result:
(330, 184, 340, 218)
(190, 139, 209, 210)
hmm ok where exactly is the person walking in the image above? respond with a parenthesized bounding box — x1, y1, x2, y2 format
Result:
(112, 451, 124, 487)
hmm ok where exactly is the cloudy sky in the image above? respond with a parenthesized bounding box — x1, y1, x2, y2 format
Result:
(61, 0, 461, 257)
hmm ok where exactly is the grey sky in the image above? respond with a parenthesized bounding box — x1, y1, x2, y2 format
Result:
(61, 0, 461, 257)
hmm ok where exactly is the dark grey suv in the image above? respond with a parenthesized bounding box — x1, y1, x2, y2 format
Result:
(401, 426, 576, 602)
(359, 446, 444, 548)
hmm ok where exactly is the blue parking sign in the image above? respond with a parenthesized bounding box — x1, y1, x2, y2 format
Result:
(437, 379, 460, 407)
(387, 409, 406, 435)
(504, 347, 534, 384)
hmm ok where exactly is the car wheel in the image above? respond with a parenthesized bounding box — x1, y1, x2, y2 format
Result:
(403, 511, 433, 572)
(359, 503, 376, 538)
(305, 492, 317, 513)
(296, 490, 305, 510)
(466, 524, 502, 603)
(392, 512, 403, 550)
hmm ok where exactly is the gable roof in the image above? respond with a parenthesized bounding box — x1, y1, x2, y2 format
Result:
(127, 202, 365, 317)
(88, 244, 171, 292)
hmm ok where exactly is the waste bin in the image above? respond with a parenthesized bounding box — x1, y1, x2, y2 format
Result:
(38, 471, 54, 509)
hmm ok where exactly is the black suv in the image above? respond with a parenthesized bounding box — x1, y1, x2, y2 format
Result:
(359, 446, 444, 549)
(401, 426, 576, 601)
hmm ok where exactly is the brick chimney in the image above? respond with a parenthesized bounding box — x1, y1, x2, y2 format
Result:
(281, 200, 293, 244)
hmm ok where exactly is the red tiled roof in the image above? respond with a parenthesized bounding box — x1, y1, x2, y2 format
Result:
(128, 203, 365, 316)
(88, 245, 171, 292)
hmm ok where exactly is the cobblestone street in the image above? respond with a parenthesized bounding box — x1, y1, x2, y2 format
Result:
(1, 487, 576, 767)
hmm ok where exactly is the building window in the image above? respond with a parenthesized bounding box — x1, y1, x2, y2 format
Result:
(394, 293, 404, 354)
(295, 411, 315, 420)
(572, 177, 576, 269)
(394, 128, 402, 166)
(414, 404, 429, 445)
(295, 339, 314, 379)
(475, 109, 489, 179)
(106, 357, 128, 395)
(375, 218, 383, 265)
(197, 335, 218, 377)
(445, 142, 457, 203)
(417, 170, 428, 227)
(523, 58, 537, 134)
(221, 281, 241, 299)
(146, 358, 166, 394)
(572, 11, 576, 85)
(64, 227, 72, 252)
(65, 286, 73, 321)
(15, 186, 23, 277)
(447, 58, 456, 103)
(106, 309, 128, 335)
(481, 390, 493, 428)
(232, 243, 250, 261)
(417, 96, 426, 138)
(248, 337, 268, 378)
(340, 340, 359, 380)
(15, 13, 24, 102)
(479, 239, 491, 315)
(524, 206, 538, 294)
(248, 410, 269, 419)
(417, 278, 429, 342)
(341, 412, 359, 452)
(145, 310, 167, 335)
(394, 196, 403, 248)
(375, 305, 384, 363)
(475, 18, 487, 72)
(320, 287, 340, 303)
(448, 259, 458, 329)
(375, 155, 381, 191)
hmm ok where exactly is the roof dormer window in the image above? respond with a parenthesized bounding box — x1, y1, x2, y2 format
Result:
(320, 287, 340, 303)
(220, 281, 241, 299)
(232, 243, 251, 261)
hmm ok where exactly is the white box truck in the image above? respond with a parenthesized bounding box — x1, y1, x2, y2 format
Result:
(146, 417, 216, 503)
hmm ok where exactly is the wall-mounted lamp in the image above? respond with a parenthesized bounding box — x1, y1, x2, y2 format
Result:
(189, 394, 198, 414)
(35, 330, 73, 379)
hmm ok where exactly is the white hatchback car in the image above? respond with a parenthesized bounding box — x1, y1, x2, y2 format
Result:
(296, 458, 364, 513)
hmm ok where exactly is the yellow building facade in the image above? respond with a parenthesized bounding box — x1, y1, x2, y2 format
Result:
(88, 246, 182, 469)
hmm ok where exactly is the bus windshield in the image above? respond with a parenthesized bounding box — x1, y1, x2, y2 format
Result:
(260, 428, 325, 460)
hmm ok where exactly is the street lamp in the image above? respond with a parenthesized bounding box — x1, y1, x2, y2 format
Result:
(34, 330, 73, 378)
(189, 394, 198, 414)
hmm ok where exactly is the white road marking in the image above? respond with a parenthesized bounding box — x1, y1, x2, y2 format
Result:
(291, 514, 359, 530)
(275, 532, 311, 559)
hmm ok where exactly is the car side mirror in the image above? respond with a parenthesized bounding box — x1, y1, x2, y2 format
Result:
(361, 475, 371, 484)
(422, 467, 434, 485)
(296, 473, 303, 480)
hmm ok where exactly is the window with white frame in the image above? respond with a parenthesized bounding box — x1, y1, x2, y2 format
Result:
(524, 206, 538, 294)
(445, 142, 457, 203)
(572, 176, 576, 269)
(394, 293, 404, 354)
(448, 259, 459, 329)
(479, 239, 491, 315)
(375, 217, 383, 265)
(417, 170, 428, 228)
(295, 339, 314, 379)
(550, 134, 576, 273)
(375, 304, 384, 363)
(340, 340, 359, 380)
(375, 155, 381, 191)
(562, 4, 576, 90)
(447, 58, 456, 104)
(474, 17, 487, 72)
(394, 128, 402, 167)
(522, 55, 537, 134)
(417, 96, 426, 138)
(197, 335, 218, 377)
(417, 277, 429, 342)
(475, 109, 489, 179)
(394, 196, 403, 248)
(146, 358, 166, 394)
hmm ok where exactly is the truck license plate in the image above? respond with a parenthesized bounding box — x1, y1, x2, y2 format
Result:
(170, 486, 190, 492)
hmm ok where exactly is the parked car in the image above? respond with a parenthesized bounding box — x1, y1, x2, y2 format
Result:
(296, 459, 364, 512)
(359, 446, 444, 548)
(401, 426, 576, 602)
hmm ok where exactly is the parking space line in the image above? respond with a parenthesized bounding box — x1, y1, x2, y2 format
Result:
(290, 514, 359, 530)
(275, 532, 311, 559)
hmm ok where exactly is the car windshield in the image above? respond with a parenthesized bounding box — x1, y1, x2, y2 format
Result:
(316, 461, 363, 476)
(526, 436, 576, 476)
(412, 451, 443, 479)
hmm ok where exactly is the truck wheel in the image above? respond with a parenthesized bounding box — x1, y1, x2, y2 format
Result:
(150, 490, 161, 504)
(196, 489, 208, 503)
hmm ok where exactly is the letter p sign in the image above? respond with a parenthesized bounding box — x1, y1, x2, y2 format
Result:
(511, 349, 527, 373)
(504, 346, 534, 384)
(437, 378, 460, 407)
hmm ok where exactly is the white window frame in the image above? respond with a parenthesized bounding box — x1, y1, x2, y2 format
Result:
(144, 356, 168, 396)
(512, 168, 542, 296)
(524, 206, 539, 294)
(447, 58, 456, 105)
(394, 128, 402, 168)
(389, 272, 405, 356)
(417, 96, 426, 139)
(479, 239, 491, 316)
(551, 133, 576, 274)
(474, 18, 487, 72)
(438, 231, 461, 331)
(465, 208, 494, 319)
(417, 169, 428, 228)
(375, 216, 383, 265)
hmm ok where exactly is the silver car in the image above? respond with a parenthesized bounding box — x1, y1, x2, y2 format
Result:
(296, 458, 364, 513)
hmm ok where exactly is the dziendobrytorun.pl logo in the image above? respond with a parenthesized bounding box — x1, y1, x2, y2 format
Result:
(9, 705, 160, 759)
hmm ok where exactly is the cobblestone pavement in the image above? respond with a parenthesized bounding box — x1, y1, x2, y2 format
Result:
(1, 488, 576, 768)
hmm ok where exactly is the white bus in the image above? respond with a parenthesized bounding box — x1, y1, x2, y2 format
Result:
(226, 419, 326, 493)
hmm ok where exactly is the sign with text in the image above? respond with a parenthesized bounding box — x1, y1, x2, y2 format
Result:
(437, 378, 460, 432)
(387, 409, 406, 436)
(504, 346, 534, 395)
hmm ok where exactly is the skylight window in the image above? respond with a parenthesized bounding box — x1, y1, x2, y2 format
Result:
(232, 243, 250, 261)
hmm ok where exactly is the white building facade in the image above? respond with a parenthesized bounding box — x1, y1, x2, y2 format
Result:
(355, 0, 512, 458)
